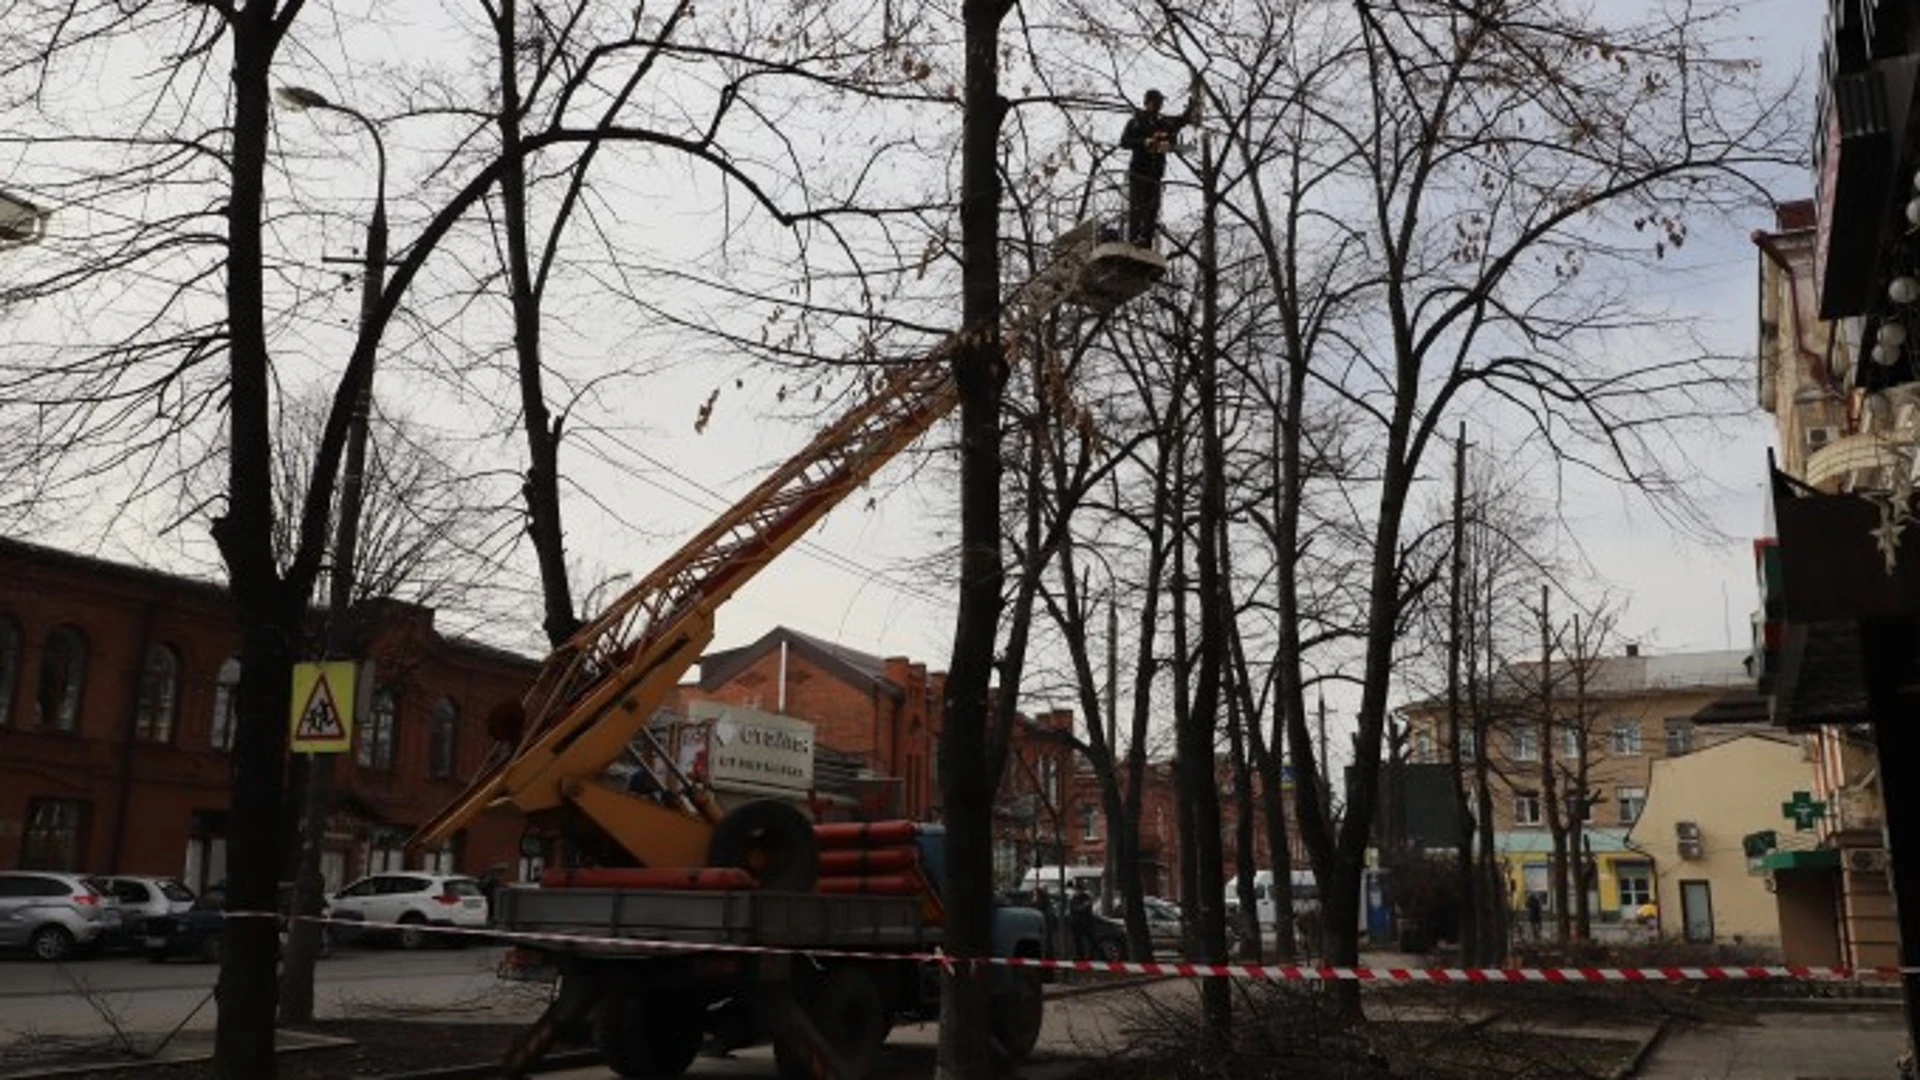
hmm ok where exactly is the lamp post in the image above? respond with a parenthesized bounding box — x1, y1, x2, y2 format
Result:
(274, 85, 388, 1024)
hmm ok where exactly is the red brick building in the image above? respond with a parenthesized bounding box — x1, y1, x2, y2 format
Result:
(0, 537, 538, 892)
(671, 626, 1078, 887)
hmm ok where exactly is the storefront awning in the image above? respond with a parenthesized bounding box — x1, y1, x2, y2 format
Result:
(1761, 848, 1841, 871)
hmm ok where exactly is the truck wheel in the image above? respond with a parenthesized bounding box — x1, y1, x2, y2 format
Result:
(776, 967, 887, 1080)
(990, 971, 1045, 1063)
(594, 993, 703, 1078)
(708, 800, 818, 892)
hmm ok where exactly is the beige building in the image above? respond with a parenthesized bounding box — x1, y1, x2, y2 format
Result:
(1404, 647, 1759, 836)
(1752, 200, 1896, 969)
(1626, 732, 1812, 953)
(1400, 647, 1761, 924)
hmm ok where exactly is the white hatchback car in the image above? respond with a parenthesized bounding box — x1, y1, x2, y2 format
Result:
(328, 873, 488, 949)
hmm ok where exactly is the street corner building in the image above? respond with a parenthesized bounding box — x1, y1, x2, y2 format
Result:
(0, 536, 541, 891)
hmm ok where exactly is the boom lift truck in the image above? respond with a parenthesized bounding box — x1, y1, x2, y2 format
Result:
(406, 226, 1167, 1080)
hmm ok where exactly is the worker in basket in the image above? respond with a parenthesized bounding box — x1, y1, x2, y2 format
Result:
(1118, 78, 1201, 248)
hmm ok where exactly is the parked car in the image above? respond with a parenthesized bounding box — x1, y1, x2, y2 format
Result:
(328, 873, 489, 949)
(1141, 896, 1184, 951)
(142, 884, 358, 963)
(1005, 888, 1127, 962)
(90, 875, 196, 938)
(0, 871, 122, 962)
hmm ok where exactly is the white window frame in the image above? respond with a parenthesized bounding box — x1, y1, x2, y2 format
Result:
(1617, 785, 1647, 825)
(1610, 720, 1642, 756)
(1514, 793, 1542, 826)
(1510, 726, 1539, 762)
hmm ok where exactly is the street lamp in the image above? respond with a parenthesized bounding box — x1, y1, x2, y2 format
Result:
(274, 84, 390, 1023)
(277, 84, 388, 618)
(0, 188, 49, 250)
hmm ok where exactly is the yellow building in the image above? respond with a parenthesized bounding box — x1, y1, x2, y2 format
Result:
(1626, 732, 1813, 953)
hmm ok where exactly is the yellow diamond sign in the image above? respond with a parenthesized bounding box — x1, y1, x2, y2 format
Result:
(290, 661, 359, 754)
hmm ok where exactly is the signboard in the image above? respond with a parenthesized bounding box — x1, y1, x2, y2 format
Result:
(686, 701, 815, 794)
(1782, 791, 1828, 832)
(290, 661, 360, 754)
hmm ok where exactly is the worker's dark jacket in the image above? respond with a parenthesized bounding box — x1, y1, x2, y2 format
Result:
(1120, 111, 1189, 179)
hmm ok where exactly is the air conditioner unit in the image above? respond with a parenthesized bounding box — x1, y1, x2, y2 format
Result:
(1806, 425, 1839, 450)
(1845, 848, 1889, 874)
(1676, 821, 1703, 860)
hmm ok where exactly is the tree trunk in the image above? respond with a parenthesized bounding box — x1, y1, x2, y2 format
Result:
(1228, 696, 1262, 960)
(1187, 129, 1232, 1034)
(212, 10, 295, 1078)
(935, 1, 1006, 1076)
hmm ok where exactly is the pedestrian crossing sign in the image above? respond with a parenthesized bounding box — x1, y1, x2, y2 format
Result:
(290, 661, 359, 754)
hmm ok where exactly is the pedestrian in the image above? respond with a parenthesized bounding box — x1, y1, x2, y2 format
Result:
(1118, 81, 1200, 247)
(1069, 881, 1096, 960)
(1526, 892, 1544, 941)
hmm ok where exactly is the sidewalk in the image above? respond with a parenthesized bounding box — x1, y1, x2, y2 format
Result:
(1634, 1010, 1908, 1079)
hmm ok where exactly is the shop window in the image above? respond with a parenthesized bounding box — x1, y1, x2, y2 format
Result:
(35, 624, 87, 731)
(134, 644, 181, 743)
(20, 798, 90, 871)
(428, 697, 458, 779)
(0, 615, 19, 727)
(357, 687, 397, 771)
(210, 657, 240, 750)
(1616, 862, 1653, 909)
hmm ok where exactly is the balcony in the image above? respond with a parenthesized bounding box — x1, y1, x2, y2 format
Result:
(1803, 431, 1904, 492)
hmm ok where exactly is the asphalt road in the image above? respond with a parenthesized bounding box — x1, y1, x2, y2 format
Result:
(0, 943, 521, 1043)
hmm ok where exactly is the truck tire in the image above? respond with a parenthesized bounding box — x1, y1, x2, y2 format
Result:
(594, 992, 704, 1079)
(708, 800, 818, 892)
(990, 971, 1045, 1062)
(775, 967, 887, 1080)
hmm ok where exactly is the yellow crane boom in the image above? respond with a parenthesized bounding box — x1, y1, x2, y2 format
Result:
(409, 228, 1165, 873)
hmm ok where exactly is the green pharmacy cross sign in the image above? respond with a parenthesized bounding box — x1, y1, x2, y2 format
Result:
(1781, 791, 1827, 832)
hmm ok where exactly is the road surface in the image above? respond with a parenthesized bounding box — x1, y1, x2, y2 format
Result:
(0, 944, 521, 1044)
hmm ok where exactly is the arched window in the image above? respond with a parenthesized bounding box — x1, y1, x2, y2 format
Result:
(35, 624, 87, 732)
(135, 644, 181, 743)
(210, 657, 240, 750)
(0, 615, 20, 728)
(357, 687, 396, 771)
(428, 697, 458, 779)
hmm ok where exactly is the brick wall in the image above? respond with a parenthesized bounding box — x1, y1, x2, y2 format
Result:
(0, 538, 536, 888)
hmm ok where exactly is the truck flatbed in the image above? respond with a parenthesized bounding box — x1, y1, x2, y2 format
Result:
(496, 885, 930, 954)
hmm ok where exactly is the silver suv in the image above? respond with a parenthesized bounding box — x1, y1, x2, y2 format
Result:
(0, 871, 122, 961)
(90, 875, 196, 935)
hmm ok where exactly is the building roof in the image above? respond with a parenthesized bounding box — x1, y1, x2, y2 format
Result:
(697, 625, 906, 701)
(1492, 649, 1754, 698)
(1, 534, 541, 671)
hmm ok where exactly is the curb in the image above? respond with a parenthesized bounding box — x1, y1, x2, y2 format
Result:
(354, 1048, 602, 1080)
(1611, 1015, 1671, 1080)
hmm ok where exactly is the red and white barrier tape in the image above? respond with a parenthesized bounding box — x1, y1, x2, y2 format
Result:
(225, 912, 1910, 983)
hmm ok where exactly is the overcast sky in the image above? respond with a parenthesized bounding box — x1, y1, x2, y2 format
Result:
(8, 0, 1828, 760)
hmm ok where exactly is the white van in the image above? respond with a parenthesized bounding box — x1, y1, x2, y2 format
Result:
(1019, 865, 1104, 898)
(1224, 869, 1319, 929)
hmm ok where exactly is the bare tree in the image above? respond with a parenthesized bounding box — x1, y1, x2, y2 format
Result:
(1121, 0, 1800, 1014)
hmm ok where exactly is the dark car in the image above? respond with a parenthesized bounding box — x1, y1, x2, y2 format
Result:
(1003, 889, 1127, 962)
(142, 884, 357, 963)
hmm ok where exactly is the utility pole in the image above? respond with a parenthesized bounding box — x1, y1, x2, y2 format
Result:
(1446, 424, 1477, 962)
(1316, 695, 1330, 823)
(275, 85, 388, 1025)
